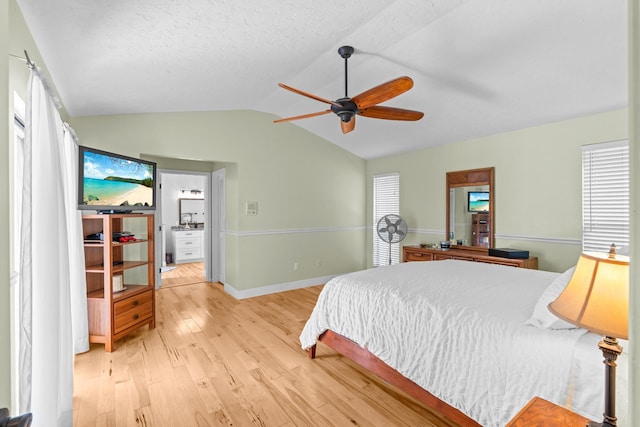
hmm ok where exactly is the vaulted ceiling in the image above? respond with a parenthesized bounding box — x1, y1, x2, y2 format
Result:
(16, 0, 627, 159)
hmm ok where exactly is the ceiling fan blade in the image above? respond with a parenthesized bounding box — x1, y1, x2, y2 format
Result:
(278, 83, 341, 107)
(274, 110, 332, 123)
(351, 76, 414, 110)
(358, 105, 424, 121)
(341, 117, 355, 134)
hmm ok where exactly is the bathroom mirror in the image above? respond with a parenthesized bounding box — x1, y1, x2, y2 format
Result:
(445, 167, 494, 248)
(179, 198, 205, 226)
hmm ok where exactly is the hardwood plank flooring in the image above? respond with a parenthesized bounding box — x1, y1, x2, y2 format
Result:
(73, 282, 459, 427)
(160, 262, 206, 288)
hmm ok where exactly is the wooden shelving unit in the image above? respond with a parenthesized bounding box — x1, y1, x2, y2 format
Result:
(82, 213, 155, 352)
(471, 213, 491, 247)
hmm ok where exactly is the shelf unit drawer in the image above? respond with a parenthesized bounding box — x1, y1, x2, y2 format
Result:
(113, 290, 153, 334)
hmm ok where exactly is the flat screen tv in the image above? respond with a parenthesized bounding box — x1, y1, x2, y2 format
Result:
(78, 145, 156, 213)
(467, 191, 489, 213)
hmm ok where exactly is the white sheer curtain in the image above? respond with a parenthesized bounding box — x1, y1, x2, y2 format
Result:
(18, 67, 89, 426)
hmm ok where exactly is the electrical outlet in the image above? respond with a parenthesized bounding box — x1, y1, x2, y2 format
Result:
(293, 262, 299, 271)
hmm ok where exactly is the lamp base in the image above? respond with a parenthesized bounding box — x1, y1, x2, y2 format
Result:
(588, 336, 623, 427)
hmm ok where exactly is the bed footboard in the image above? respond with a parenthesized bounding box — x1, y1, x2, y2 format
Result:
(310, 330, 481, 427)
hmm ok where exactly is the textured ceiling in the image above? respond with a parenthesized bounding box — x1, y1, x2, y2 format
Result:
(16, 0, 627, 159)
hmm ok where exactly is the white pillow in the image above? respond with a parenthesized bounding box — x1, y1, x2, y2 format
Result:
(525, 266, 578, 330)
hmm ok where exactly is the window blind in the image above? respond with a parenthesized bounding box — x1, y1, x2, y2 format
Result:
(373, 173, 400, 266)
(582, 140, 629, 252)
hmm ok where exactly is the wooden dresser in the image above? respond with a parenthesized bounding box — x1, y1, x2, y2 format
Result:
(403, 245, 538, 269)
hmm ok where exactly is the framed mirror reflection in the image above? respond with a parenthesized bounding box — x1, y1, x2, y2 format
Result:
(446, 167, 494, 248)
(179, 198, 205, 226)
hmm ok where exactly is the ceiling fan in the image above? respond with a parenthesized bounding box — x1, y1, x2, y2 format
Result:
(274, 46, 424, 134)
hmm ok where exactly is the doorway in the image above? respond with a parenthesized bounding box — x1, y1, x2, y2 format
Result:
(157, 170, 207, 288)
(155, 168, 225, 288)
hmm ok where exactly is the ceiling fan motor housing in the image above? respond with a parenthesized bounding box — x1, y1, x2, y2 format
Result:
(338, 45, 354, 59)
(331, 98, 358, 122)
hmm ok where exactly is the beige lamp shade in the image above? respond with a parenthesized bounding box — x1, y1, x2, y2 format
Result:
(548, 251, 629, 340)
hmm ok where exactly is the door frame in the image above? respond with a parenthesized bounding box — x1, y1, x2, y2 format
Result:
(209, 169, 225, 283)
(155, 169, 215, 287)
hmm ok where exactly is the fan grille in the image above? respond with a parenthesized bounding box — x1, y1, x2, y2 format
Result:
(376, 214, 408, 265)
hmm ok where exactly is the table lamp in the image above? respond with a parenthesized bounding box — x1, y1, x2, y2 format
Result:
(548, 244, 628, 427)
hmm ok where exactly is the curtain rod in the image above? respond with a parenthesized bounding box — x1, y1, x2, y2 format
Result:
(10, 50, 66, 113)
(8, 50, 35, 68)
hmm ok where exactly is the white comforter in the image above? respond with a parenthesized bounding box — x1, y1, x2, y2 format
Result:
(300, 260, 623, 426)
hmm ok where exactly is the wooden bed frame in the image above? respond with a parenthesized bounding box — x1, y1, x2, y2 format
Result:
(309, 330, 481, 427)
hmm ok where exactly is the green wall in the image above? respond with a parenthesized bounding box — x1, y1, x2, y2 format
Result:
(367, 109, 628, 272)
(70, 111, 368, 292)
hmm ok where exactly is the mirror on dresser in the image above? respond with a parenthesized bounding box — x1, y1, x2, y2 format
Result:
(179, 198, 205, 227)
(446, 167, 495, 248)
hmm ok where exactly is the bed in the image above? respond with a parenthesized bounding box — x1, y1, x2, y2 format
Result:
(300, 260, 629, 426)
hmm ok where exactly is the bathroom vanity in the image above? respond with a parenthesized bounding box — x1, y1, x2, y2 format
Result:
(171, 228, 204, 263)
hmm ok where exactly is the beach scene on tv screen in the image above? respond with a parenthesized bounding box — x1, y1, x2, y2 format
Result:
(469, 193, 489, 212)
(82, 151, 153, 207)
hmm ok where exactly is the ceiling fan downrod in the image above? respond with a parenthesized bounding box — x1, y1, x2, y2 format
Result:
(335, 46, 356, 122)
(338, 46, 354, 98)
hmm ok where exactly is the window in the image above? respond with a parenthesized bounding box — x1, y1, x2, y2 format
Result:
(373, 173, 400, 266)
(582, 140, 629, 252)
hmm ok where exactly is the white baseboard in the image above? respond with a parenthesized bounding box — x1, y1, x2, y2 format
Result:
(223, 274, 337, 300)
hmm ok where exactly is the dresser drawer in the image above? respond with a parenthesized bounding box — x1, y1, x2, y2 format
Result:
(176, 248, 201, 261)
(175, 238, 201, 250)
(176, 230, 202, 239)
(113, 290, 153, 334)
(404, 249, 434, 262)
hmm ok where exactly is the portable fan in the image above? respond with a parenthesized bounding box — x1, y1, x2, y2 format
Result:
(376, 214, 408, 265)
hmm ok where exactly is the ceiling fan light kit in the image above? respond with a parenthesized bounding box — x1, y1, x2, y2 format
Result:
(274, 46, 424, 134)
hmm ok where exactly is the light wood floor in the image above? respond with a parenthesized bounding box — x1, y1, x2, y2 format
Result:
(160, 262, 206, 288)
(73, 282, 458, 427)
